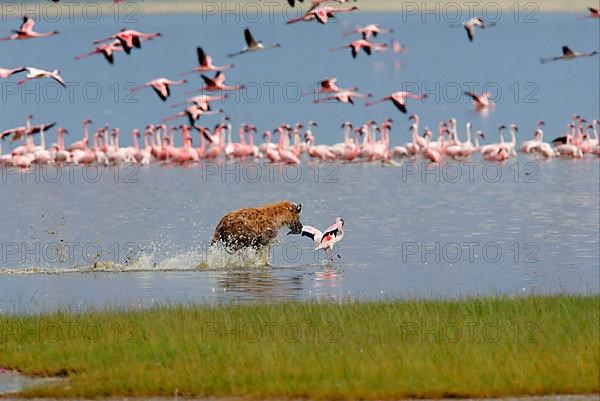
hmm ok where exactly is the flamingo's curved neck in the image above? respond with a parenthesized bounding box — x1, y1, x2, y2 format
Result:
(133, 131, 139, 151)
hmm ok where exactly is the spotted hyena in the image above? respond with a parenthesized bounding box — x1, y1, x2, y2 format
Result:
(212, 200, 303, 251)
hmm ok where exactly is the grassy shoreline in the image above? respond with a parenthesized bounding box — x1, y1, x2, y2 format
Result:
(1, 295, 599, 399)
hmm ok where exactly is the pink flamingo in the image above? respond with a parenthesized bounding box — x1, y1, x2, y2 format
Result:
(204, 120, 227, 159)
(261, 130, 281, 162)
(314, 90, 372, 105)
(483, 147, 510, 161)
(68, 119, 92, 152)
(330, 39, 387, 58)
(578, 7, 599, 19)
(302, 77, 357, 97)
(0, 16, 58, 41)
(339, 128, 361, 161)
(94, 29, 161, 54)
(305, 133, 335, 159)
(329, 122, 355, 157)
(404, 114, 427, 155)
(366, 91, 427, 114)
(75, 40, 124, 65)
(189, 72, 244, 92)
(171, 94, 227, 111)
(0, 66, 26, 79)
(286, 5, 358, 24)
(276, 127, 301, 164)
(163, 105, 224, 126)
(133, 78, 187, 101)
(520, 121, 545, 153)
(344, 24, 394, 39)
(33, 126, 52, 164)
(464, 91, 494, 110)
(180, 47, 233, 75)
(422, 131, 444, 164)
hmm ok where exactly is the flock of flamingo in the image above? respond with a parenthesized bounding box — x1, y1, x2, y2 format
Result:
(0, 114, 598, 167)
(0, 1, 598, 168)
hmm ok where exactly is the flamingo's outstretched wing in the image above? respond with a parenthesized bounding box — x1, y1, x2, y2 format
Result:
(464, 25, 474, 42)
(201, 74, 217, 86)
(244, 28, 257, 47)
(391, 98, 407, 113)
(301, 225, 321, 241)
(197, 47, 208, 65)
(562, 46, 576, 56)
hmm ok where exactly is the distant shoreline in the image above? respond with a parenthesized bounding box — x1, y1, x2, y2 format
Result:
(3, 1, 593, 15)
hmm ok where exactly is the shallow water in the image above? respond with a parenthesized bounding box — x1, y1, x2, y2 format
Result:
(0, 12, 599, 313)
(0, 155, 598, 313)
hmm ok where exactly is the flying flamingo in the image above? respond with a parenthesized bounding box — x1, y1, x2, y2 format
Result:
(163, 105, 224, 126)
(301, 217, 345, 259)
(366, 91, 427, 114)
(0, 16, 58, 41)
(186, 72, 244, 93)
(331, 39, 387, 58)
(577, 7, 599, 19)
(540, 46, 599, 63)
(451, 17, 495, 42)
(133, 78, 187, 101)
(75, 40, 124, 65)
(94, 29, 161, 54)
(464, 91, 494, 110)
(302, 77, 357, 97)
(314, 89, 372, 105)
(0, 66, 26, 79)
(227, 28, 281, 57)
(17, 67, 66, 88)
(287, 0, 356, 7)
(0, 115, 55, 142)
(180, 47, 234, 75)
(171, 94, 227, 111)
(344, 24, 394, 39)
(286, 5, 358, 24)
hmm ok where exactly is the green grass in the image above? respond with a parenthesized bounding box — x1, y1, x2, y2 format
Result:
(1, 295, 598, 399)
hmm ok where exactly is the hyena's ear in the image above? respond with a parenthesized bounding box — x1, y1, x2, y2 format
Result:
(291, 202, 302, 213)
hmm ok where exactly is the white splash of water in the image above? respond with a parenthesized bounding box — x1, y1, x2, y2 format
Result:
(0, 244, 272, 275)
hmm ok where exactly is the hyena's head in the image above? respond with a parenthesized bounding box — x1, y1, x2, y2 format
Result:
(286, 202, 303, 235)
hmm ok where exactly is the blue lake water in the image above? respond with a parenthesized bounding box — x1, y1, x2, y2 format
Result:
(0, 11, 598, 313)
